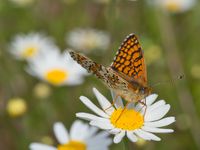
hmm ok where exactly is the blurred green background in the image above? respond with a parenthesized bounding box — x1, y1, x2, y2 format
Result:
(0, 0, 200, 150)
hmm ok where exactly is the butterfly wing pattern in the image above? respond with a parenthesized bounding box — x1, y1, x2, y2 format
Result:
(69, 33, 151, 102)
(111, 33, 147, 87)
(69, 50, 128, 90)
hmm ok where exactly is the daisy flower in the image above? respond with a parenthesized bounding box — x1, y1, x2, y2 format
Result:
(76, 88, 175, 143)
(151, 0, 196, 13)
(27, 50, 87, 86)
(30, 121, 112, 150)
(66, 28, 110, 53)
(9, 32, 57, 60)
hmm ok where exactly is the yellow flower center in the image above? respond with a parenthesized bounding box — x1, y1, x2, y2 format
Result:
(22, 46, 37, 58)
(110, 108, 144, 130)
(58, 141, 86, 150)
(45, 69, 68, 85)
(166, 2, 180, 12)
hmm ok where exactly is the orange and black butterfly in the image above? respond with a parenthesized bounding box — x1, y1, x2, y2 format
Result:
(69, 33, 152, 103)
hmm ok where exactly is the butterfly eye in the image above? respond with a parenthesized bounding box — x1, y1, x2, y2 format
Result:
(140, 87, 145, 94)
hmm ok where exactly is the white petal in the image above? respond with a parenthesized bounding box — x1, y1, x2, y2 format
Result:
(70, 120, 88, 141)
(90, 120, 114, 130)
(127, 131, 138, 142)
(87, 140, 112, 150)
(88, 146, 110, 150)
(136, 129, 161, 141)
(142, 126, 174, 133)
(76, 112, 108, 122)
(93, 88, 115, 115)
(85, 126, 99, 138)
(135, 94, 158, 111)
(147, 100, 166, 112)
(109, 128, 121, 134)
(76, 122, 91, 141)
(65, 77, 84, 85)
(29, 143, 56, 150)
(134, 129, 151, 140)
(144, 94, 158, 105)
(92, 131, 110, 139)
(90, 117, 110, 123)
(110, 90, 124, 108)
(135, 103, 143, 111)
(86, 131, 112, 148)
(113, 131, 125, 143)
(53, 122, 69, 144)
(145, 117, 175, 128)
(135, 100, 165, 112)
(80, 96, 109, 118)
(145, 104, 170, 121)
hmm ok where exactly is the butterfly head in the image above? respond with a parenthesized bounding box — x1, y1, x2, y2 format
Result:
(123, 85, 152, 102)
(131, 85, 152, 102)
(139, 86, 152, 97)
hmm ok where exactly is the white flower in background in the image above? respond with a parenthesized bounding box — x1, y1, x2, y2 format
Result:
(30, 121, 112, 150)
(9, 33, 57, 60)
(66, 28, 110, 53)
(76, 88, 175, 143)
(9, 0, 34, 6)
(27, 50, 87, 86)
(152, 0, 196, 13)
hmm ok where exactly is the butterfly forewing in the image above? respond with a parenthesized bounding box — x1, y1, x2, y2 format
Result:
(69, 50, 129, 90)
(111, 33, 147, 86)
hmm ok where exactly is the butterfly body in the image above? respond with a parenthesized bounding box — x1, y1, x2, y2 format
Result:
(69, 33, 151, 102)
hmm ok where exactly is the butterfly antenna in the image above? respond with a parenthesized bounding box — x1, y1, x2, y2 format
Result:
(151, 74, 184, 88)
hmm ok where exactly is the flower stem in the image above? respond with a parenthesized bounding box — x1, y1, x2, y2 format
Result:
(123, 138, 130, 150)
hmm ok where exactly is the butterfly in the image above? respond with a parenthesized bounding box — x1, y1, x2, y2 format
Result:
(69, 33, 152, 103)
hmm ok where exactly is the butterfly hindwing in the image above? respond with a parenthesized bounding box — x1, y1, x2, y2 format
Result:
(111, 33, 147, 86)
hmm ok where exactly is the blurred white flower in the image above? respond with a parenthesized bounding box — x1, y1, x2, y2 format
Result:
(66, 28, 110, 53)
(9, 0, 34, 6)
(151, 0, 196, 13)
(27, 50, 87, 86)
(9, 32, 57, 60)
(76, 88, 175, 143)
(30, 121, 112, 150)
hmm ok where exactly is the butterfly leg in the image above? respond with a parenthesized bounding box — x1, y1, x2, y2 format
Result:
(115, 101, 130, 123)
(138, 98, 147, 119)
(104, 95, 119, 111)
(143, 98, 147, 118)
